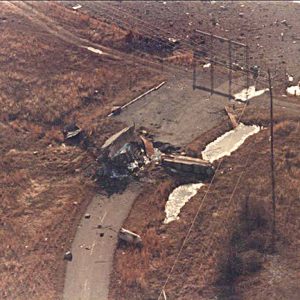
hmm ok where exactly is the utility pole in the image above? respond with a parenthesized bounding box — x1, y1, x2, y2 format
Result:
(228, 39, 232, 100)
(210, 33, 214, 95)
(245, 43, 250, 101)
(268, 69, 276, 251)
(193, 50, 196, 90)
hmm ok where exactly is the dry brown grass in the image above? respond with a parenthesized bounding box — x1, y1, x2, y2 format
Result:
(111, 115, 300, 299)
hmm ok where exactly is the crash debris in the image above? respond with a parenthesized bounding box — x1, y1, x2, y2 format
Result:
(63, 124, 82, 141)
(108, 81, 166, 117)
(225, 106, 239, 128)
(161, 154, 214, 178)
(72, 4, 82, 10)
(64, 251, 73, 261)
(286, 82, 300, 96)
(118, 228, 142, 247)
(96, 126, 214, 194)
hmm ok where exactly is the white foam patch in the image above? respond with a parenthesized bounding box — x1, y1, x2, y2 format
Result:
(164, 183, 204, 224)
(286, 85, 300, 96)
(234, 86, 268, 102)
(202, 123, 260, 163)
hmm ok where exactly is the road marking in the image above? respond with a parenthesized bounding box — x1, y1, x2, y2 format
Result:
(90, 241, 96, 256)
(100, 211, 107, 224)
(82, 279, 90, 299)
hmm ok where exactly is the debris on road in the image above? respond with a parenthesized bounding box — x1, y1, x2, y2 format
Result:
(118, 228, 142, 247)
(140, 135, 155, 158)
(101, 125, 137, 158)
(96, 126, 149, 193)
(72, 4, 82, 10)
(64, 251, 73, 261)
(108, 81, 166, 117)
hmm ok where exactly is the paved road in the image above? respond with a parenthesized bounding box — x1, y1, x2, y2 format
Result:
(63, 183, 142, 300)
(114, 72, 233, 147)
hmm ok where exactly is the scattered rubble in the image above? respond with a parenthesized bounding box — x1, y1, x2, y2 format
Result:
(84, 46, 104, 55)
(140, 135, 155, 158)
(72, 4, 82, 10)
(63, 123, 82, 141)
(118, 228, 142, 247)
(96, 126, 149, 193)
(203, 62, 211, 69)
(286, 83, 300, 96)
(64, 251, 73, 261)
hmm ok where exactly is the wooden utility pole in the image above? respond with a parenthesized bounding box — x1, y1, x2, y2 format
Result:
(193, 51, 196, 90)
(268, 69, 276, 250)
(245, 44, 250, 101)
(228, 39, 232, 100)
(210, 33, 214, 95)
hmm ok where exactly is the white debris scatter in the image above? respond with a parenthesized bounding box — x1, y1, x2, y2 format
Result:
(234, 86, 268, 102)
(202, 123, 260, 163)
(203, 62, 211, 69)
(286, 85, 300, 96)
(72, 4, 82, 10)
(164, 183, 204, 224)
(288, 75, 294, 82)
(84, 46, 104, 55)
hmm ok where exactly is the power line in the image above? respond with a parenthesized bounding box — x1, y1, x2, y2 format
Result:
(157, 98, 251, 299)
(98, 2, 278, 84)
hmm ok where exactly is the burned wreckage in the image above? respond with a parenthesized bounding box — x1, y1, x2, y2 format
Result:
(95, 125, 215, 193)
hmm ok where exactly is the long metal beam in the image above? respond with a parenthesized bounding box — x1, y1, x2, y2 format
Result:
(195, 29, 247, 47)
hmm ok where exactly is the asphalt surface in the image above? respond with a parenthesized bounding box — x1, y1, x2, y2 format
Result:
(63, 183, 142, 300)
(114, 70, 238, 147)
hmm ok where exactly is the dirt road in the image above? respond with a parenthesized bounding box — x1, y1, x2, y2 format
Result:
(63, 183, 142, 300)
